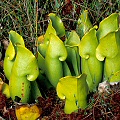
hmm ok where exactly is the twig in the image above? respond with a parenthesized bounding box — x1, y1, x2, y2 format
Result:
(35, 0, 38, 52)
(24, 0, 34, 42)
(82, 112, 92, 120)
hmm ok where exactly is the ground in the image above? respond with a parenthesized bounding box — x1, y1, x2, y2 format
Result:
(0, 81, 120, 120)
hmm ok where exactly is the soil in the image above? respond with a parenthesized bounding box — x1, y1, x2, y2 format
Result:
(0, 81, 120, 120)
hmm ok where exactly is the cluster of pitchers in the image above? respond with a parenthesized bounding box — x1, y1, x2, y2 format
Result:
(3, 10, 120, 114)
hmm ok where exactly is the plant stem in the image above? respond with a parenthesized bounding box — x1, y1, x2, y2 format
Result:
(35, 0, 38, 52)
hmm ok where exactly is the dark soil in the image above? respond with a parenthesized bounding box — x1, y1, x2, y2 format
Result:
(0, 82, 120, 120)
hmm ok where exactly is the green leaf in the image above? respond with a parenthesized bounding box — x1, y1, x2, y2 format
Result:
(9, 45, 39, 103)
(65, 47, 80, 76)
(79, 26, 103, 92)
(65, 30, 80, 46)
(57, 73, 88, 114)
(109, 70, 120, 82)
(96, 30, 120, 82)
(97, 13, 119, 40)
(48, 13, 65, 37)
(45, 34, 67, 87)
(37, 52, 45, 73)
(44, 20, 57, 43)
(38, 21, 57, 57)
(96, 31, 119, 61)
(65, 31, 81, 76)
(38, 43, 48, 58)
(9, 30, 25, 51)
(4, 30, 25, 80)
(0, 78, 10, 98)
(37, 72, 53, 90)
(30, 81, 42, 101)
(16, 45, 39, 81)
(4, 41, 15, 80)
(76, 10, 93, 38)
(79, 26, 98, 59)
(62, 61, 72, 76)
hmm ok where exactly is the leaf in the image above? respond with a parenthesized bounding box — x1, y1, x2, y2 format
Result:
(97, 13, 119, 40)
(16, 45, 39, 81)
(96, 31, 119, 61)
(44, 20, 57, 43)
(4, 30, 25, 80)
(62, 61, 72, 76)
(65, 30, 80, 46)
(76, 10, 93, 38)
(37, 72, 53, 90)
(16, 104, 42, 120)
(48, 13, 65, 37)
(45, 33, 67, 87)
(38, 21, 57, 57)
(9, 45, 39, 103)
(65, 47, 80, 76)
(37, 52, 45, 73)
(0, 78, 10, 98)
(30, 81, 42, 101)
(109, 70, 120, 82)
(65, 31, 81, 76)
(79, 26, 98, 59)
(9, 30, 25, 52)
(56, 73, 88, 114)
(3, 41, 15, 80)
(79, 26, 103, 92)
(96, 29, 120, 82)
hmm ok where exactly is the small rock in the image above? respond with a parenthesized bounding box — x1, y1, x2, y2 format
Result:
(98, 81, 110, 94)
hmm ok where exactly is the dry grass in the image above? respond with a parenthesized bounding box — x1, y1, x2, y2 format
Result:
(0, 0, 119, 62)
